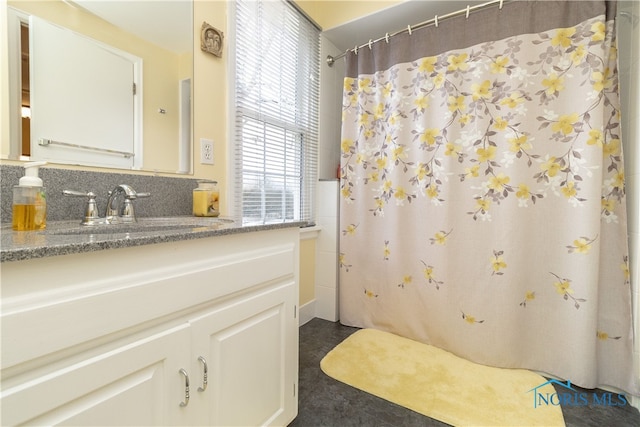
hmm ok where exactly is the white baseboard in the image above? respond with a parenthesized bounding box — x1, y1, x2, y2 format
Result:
(314, 285, 339, 322)
(298, 299, 316, 326)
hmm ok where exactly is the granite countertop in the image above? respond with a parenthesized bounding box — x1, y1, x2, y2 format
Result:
(0, 217, 305, 263)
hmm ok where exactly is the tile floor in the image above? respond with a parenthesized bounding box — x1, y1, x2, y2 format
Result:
(290, 318, 640, 427)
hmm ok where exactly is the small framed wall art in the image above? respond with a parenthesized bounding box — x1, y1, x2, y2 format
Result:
(201, 22, 223, 57)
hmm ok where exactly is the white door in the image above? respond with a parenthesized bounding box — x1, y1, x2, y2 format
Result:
(28, 16, 139, 169)
(0, 324, 192, 426)
(190, 282, 298, 426)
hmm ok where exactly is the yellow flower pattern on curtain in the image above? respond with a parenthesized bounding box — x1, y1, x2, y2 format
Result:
(339, 9, 637, 395)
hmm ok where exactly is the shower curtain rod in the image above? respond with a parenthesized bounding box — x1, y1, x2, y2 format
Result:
(326, 0, 509, 67)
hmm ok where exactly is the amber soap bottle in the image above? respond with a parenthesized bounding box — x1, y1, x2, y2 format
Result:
(12, 162, 47, 231)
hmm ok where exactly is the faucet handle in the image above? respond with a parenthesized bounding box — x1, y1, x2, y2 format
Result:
(62, 190, 101, 225)
(123, 191, 151, 200)
(63, 189, 91, 197)
(120, 191, 150, 222)
(121, 199, 136, 222)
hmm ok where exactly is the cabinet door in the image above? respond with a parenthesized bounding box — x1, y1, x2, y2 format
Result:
(1, 324, 192, 426)
(190, 281, 298, 426)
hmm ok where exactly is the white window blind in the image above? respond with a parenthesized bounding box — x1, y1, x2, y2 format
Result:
(232, 0, 319, 225)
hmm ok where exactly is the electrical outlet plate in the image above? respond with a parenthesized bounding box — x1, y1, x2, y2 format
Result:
(200, 138, 214, 165)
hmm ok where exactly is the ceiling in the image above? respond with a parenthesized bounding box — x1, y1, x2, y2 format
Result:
(323, 0, 487, 53)
(68, 0, 488, 56)
(71, 0, 192, 54)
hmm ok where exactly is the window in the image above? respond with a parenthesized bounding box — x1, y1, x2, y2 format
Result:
(231, 0, 320, 224)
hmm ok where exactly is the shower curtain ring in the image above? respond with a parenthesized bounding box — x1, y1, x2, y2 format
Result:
(435, 15, 439, 27)
(466, 5, 470, 18)
(369, 39, 373, 50)
(385, 33, 390, 43)
(407, 24, 412, 35)
(354, 44, 358, 55)
(499, 0, 504, 9)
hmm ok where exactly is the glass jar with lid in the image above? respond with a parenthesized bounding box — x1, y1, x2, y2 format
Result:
(193, 180, 220, 217)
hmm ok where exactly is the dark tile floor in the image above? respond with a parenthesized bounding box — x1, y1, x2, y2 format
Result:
(290, 318, 640, 427)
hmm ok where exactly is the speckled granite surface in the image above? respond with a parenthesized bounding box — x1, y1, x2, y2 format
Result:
(0, 217, 305, 262)
(1, 165, 198, 223)
(0, 164, 305, 262)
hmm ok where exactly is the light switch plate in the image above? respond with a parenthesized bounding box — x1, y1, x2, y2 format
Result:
(200, 138, 214, 165)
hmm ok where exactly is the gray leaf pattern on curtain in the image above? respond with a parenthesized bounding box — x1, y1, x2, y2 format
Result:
(339, 2, 637, 395)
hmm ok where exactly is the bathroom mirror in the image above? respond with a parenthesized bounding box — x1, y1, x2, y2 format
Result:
(4, 0, 193, 174)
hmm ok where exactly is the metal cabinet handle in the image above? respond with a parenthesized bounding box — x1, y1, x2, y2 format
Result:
(179, 368, 190, 407)
(197, 356, 208, 392)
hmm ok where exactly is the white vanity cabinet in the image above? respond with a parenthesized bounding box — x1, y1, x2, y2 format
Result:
(189, 281, 297, 426)
(0, 324, 193, 426)
(0, 227, 299, 426)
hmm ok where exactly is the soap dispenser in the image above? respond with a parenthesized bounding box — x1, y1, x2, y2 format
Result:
(12, 161, 47, 231)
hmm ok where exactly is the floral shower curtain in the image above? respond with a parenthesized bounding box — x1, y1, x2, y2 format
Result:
(339, 0, 638, 394)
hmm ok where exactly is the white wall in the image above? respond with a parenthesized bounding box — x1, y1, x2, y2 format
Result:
(618, 1, 640, 410)
(312, 35, 344, 321)
(318, 36, 344, 180)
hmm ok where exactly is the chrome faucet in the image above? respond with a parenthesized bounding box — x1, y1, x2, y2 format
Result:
(106, 184, 150, 223)
(64, 184, 150, 225)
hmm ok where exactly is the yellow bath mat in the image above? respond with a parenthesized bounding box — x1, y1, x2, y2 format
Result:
(320, 329, 565, 426)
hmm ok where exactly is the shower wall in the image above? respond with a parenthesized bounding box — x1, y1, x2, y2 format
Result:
(312, 35, 345, 321)
(318, 36, 344, 179)
(618, 0, 640, 409)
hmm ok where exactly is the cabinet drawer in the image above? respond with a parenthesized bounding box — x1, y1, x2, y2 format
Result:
(2, 231, 297, 371)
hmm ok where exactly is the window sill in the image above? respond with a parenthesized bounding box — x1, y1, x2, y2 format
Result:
(300, 225, 321, 240)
